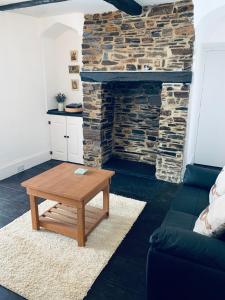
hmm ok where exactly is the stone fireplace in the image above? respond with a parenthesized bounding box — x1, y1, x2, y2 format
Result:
(81, 0, 194, 183)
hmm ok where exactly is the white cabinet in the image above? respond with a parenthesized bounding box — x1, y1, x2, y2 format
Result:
(67, 117, 84, 164)
(48, 115, 83, 164)
(49, 115, 67, 161)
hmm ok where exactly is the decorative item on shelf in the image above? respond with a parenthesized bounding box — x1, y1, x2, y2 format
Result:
(71, 79, 79, 90)
(70, 50, 78, 62)
(144, 65, 151, 71)
(69, 65, 80, 74)
(65, 103, 83, 113)
(55, 93, 66, 112)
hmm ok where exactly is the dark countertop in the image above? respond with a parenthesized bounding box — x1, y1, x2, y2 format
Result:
(47, 109, 83, 118)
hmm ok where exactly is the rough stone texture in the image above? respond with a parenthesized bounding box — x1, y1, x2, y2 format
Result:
(156, 83, 190, 183)
(83, 83, 104, 167)
(82, 0, 194, 182)
(83, 83, 115, 167)
(112, 82, 162, 164)
(101, 85, 115, 164)
(83, 82, 162, 167)
(82, 0, 194, 72)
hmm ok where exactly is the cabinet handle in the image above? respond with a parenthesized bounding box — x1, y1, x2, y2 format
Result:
(67, 136, 70, 138)
(64, 135, 67, 138)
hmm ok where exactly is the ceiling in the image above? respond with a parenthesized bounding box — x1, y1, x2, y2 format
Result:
(0, 0, 174, 18)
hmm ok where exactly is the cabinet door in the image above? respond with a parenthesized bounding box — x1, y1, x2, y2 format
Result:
(49, 115, 67, 161)
(67, 117, 84, 164)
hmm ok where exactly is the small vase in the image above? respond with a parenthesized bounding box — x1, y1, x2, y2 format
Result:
(58, 102, 64, 112)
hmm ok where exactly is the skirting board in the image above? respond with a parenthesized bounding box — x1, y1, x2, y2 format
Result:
(0, 151, 51, 180)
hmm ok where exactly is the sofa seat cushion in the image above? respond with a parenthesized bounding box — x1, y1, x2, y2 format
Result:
(171, 186, 209, 216)
(162, 210, 197, 231)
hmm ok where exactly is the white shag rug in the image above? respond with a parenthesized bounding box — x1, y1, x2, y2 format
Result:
(0, 193, 146, 300)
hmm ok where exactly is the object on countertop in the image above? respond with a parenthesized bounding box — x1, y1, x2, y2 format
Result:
(65, 103, 83, 113)
(55, 93, 66, 112)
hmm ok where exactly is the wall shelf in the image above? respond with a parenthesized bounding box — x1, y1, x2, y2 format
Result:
(47, 109, 83, 118)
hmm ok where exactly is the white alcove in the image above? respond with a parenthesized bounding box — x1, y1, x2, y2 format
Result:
(42, 22, 83, 110)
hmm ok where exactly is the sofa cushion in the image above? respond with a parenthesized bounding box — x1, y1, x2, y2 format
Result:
(183, 165, 220, 191)
(194, 194, 225, 238)
(210, 166, 225, 204)
(171, 185, 209, 216)
(162, 210, 197, 231)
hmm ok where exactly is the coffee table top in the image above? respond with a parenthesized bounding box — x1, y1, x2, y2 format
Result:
(21, 163, 115, 202)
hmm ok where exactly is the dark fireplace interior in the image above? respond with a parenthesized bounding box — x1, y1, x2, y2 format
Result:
(99, 81, 162, 178)
(82, 76, 191, 183)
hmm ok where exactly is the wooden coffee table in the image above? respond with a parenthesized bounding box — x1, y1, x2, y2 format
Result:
(21, 163, 115, 247)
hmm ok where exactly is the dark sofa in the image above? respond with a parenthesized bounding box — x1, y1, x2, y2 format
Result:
(147, 164, 225, 300)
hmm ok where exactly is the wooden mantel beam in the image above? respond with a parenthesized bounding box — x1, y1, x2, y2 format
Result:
(0, 0, 143, 15)
(0, 0, 69, 11)
(104, 0, 142, 15)
(80, 71, 193, 84)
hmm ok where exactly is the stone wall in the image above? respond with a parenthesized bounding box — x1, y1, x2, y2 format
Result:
(82, 0, 194, 183)
(83, 83, 103, 167)
(101, 84, 115, 164)
(83, 82, 162, 166)
(156, 83, 190, 183)
(82, 0, 194, 72)
(112, 82, 162, 164)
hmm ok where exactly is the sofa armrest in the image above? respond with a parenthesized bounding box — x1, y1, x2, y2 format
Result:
(183, 164, 220, 190)
(147, 245, 225, 300)
(150, 226, 225, 272)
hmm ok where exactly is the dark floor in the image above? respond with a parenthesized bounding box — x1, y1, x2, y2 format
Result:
(103, 156, 156, 180)
(0, 160, 179, 300)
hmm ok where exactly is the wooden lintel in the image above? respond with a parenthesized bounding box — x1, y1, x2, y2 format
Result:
(0, 0, 142, 15)
(0, 0, 69, 11)
(104, 0, 142, 15)
(80, 71, 193, 84)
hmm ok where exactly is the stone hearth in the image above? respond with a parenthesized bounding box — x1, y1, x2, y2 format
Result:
(81, 0, 194, 183)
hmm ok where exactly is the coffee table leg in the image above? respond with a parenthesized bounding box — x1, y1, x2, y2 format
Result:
(77, 206, 85, 247)
(103, 183, 110, 217)
(29, 195, 40, 230)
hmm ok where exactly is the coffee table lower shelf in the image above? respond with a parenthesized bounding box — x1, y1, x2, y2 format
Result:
(39, 203, 108, 241)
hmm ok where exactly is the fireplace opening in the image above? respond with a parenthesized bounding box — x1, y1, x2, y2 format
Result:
(98, 81, 162, 177)
(83, 80, 191, 183)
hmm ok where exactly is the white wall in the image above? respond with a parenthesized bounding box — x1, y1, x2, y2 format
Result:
(40, 13, 84, 36)
(194, 0, 225, 27)
(42, 36, 58, 110)
(42, 27, 83, 109)
(0, 12, 50, 180)
(55, 30, 83, 106)
(41, 13, 84, 109)
(0, 12, 85, 179)
(185, 0, 225, 166)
